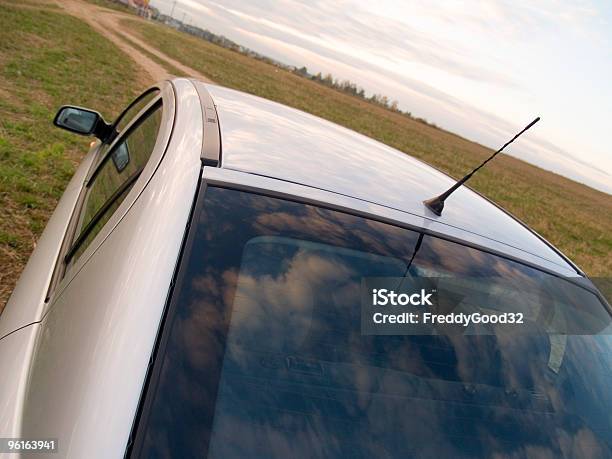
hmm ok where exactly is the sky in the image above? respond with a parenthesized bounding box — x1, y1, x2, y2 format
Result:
(151, 0, 612, 194)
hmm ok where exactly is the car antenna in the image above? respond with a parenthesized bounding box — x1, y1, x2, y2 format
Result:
(423, 116, 540, 216)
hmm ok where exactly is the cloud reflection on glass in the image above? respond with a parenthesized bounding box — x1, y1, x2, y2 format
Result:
(136, 187, 611, 458)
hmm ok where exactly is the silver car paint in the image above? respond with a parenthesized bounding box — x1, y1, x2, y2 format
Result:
(0, 324, 40, 443)
(0, 146, 96, 341)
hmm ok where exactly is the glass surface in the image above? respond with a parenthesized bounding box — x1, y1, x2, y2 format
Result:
(56, 107, 97, 133)
(93, 89, 160, 165)
(135, 187, 612, 459)
(70, 182, 135, 262)
(115, 89, 160, 133)
(70, 103, 162, 263)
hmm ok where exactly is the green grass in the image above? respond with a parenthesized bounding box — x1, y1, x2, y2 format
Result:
(0, 1, 609, 312)
(0, 2, 146, 308)
(113, 31, 189, 77)
(123, 18, 612, 277)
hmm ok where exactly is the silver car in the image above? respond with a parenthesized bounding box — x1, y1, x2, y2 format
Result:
(0, 79, 610, 458)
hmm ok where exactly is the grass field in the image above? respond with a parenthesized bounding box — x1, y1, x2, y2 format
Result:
(0, 1, 609, 311)
(123, 19, 612, 277)
(0, 1, 148, 308)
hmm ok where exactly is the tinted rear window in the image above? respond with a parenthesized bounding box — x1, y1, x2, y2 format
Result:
(132, 187, 611, 458)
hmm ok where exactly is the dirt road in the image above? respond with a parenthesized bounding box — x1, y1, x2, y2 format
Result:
(57, 0, 214, 84)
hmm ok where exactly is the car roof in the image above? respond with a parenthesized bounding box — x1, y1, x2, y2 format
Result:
(201, 83, 577, 275)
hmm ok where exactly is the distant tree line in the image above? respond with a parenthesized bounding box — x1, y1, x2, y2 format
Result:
(294, 68, 436, 127)
(150, 11, 436, 128)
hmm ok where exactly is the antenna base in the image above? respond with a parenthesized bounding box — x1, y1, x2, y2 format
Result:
(423, 196, 444, 216)
(421, 116, 539, 218)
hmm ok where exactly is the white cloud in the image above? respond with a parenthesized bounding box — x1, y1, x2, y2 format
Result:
(153, 0, 612, 193)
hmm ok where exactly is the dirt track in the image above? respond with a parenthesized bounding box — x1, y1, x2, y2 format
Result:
(57, 0, 214, 84)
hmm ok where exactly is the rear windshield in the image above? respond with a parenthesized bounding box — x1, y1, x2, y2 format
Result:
(133, 187, 611, 458)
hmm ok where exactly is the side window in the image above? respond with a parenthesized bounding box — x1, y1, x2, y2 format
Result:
(65, 102, 163, 265)
(95, 89, 160, 162)
(114, 88, 160, 133)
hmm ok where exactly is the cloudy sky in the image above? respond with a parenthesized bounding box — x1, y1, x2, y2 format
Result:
(152, 0, 612, 194)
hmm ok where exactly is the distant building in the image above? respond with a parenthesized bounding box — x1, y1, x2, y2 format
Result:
(157, 13, 182, 29)
(149, 6, 160, 20)
(114, 0, 152, 18)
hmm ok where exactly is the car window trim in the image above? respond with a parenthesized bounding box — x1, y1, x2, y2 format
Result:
(86, 99, 162, 187)
(87, 88, 160, 173)
(112, 86, 160, 134)
(126, 178, 208, 458)
(64, 165, 144, 264)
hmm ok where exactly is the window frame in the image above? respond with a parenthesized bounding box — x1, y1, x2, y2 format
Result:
(113, 87, 161, 134)
(45, 82, 176, 302)
(83, 89, 161, 187)
(125, 183, 611, 458)
(65, 100, 163, 264)
(88, 87, 161, 174)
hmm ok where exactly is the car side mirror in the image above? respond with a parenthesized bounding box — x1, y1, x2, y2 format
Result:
(53, 106, 113, 141)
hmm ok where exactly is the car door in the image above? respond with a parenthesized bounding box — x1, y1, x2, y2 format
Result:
(49, 86, 165, 291)
(14, 79, 204, 457)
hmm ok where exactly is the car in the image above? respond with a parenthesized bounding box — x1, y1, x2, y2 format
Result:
(0, 78, 610, 458)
